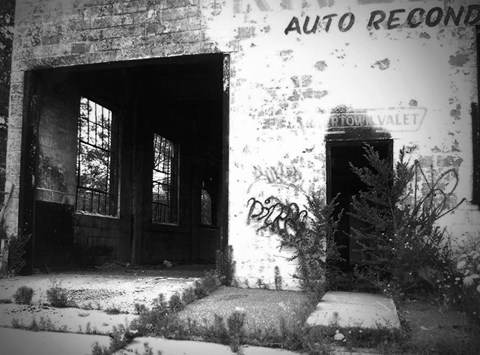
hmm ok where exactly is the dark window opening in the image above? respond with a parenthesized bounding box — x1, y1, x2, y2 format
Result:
(152, 134, 179, 224)
(76, 97, 117, 216)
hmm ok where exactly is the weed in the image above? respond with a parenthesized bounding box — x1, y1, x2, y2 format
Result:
(110, 324, 134, 351)
(274, 266, 282, 291)
(105, 306, 121, 315)
(168, 293, 185, 312)
(12, 285, 34, 305)
(181, 287, 196, 305)
(0, 297, 12, 304)
(227, 311, 246, 353)
(130, 293, 173, 336)
(134, 342, 162, 355)
(92, 341, 162, 355)
(190, 272, 219, 301)
(215, 245, 235, 286)
(91, 323, 136, 355)
(200, 271, 220, 294)
(46, 279, 74, 308)
(256, 278, 269, 289)
(134, 303, 148, 315)
(247, 192, 342, 302)
(11, 318, 21, 328)
(7, 234, 30, 276)
(349, 146, 464, 300)
(208, 314, 229, 344)
(91, 342, 110, 355)
(11, 316, 67, 332)
(453, 234, 480, 325)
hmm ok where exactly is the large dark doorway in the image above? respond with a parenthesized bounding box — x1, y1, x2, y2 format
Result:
(326, 140, 392, 277)
(21, 54, 229, 272)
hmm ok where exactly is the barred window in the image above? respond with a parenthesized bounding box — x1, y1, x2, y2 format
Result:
(152, 134, 179, 224)
(76, 97, 117, 216)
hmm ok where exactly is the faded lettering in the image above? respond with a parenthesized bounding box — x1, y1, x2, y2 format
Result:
(328, 107, 427, 132)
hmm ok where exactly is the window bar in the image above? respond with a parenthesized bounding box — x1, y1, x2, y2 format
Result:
(87, 100, 91, 145)
(89, 190, 93, 213)
(94, 101, 97, 147)
(106, 112, 111, 192)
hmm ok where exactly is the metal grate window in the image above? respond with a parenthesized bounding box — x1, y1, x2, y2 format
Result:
(76, 97, 117, 216)
(152, 134, 178, 224)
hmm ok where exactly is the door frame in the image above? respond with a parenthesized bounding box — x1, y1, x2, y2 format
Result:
(325, 138, 393, 269)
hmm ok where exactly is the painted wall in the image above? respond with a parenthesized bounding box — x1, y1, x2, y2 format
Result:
(5, 0, 480, 287)
(212, 0, 480, 289)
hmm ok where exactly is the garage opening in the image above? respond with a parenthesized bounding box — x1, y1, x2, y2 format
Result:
(21, 54, 229, 272)
(326, 140, 392, 285)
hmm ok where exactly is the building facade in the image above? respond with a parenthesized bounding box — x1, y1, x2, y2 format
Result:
(4, 0, 480, 288)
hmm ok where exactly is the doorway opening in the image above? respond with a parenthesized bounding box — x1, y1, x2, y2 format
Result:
(20, 54, 229, 273)
(326, 140, 392, 285)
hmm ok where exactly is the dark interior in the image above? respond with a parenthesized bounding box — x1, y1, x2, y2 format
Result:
(26, 54, 228, 272)
(327, 140, 392, 274)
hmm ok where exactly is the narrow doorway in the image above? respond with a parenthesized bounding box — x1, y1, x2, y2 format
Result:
(326, 140, 392, 276)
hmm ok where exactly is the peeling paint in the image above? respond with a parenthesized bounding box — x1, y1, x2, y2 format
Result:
(314, 60, 327, 71)
(279, 49, 293, 61)
(371, 57, 390, 70)
(419, 32, 430, 39)
(452, 140, 460, 152)
(450, 108, 461, 120)
(437, 156, 463, 168)
(449, 53, 469, 67)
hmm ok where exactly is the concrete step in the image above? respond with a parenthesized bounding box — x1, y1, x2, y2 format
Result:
(306, 291, 401, 329)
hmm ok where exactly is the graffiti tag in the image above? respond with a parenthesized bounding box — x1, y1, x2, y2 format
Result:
(253, 163, 302, 186)
(247, 196, 308, 233)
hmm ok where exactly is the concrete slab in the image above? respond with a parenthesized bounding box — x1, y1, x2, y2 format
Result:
(0, 271, 201, 314)
(0, 303, 136, 334)
(0, 327, 111, 355)
(116, 337, 302, 355)
(305, 291, 401, 329)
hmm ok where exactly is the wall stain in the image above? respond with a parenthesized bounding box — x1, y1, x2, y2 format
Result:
(279, 49, 294, 62)
(371, 57, 390, 70)
(449, 53, 469, 67)
(419, 32, 430, 39)
(314, 60, 327, 71)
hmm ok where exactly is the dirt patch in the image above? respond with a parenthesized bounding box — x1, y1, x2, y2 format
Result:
(177, 286, 310, 333)
(399, 299, 480, 353)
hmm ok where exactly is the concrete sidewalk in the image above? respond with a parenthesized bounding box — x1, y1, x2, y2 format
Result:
(0, 327, 303, 355)
(0, 273, 399, 354)
(118, 336, 302, 355)
(0, 327, 111, 355)
(306, 291, 401, 329)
